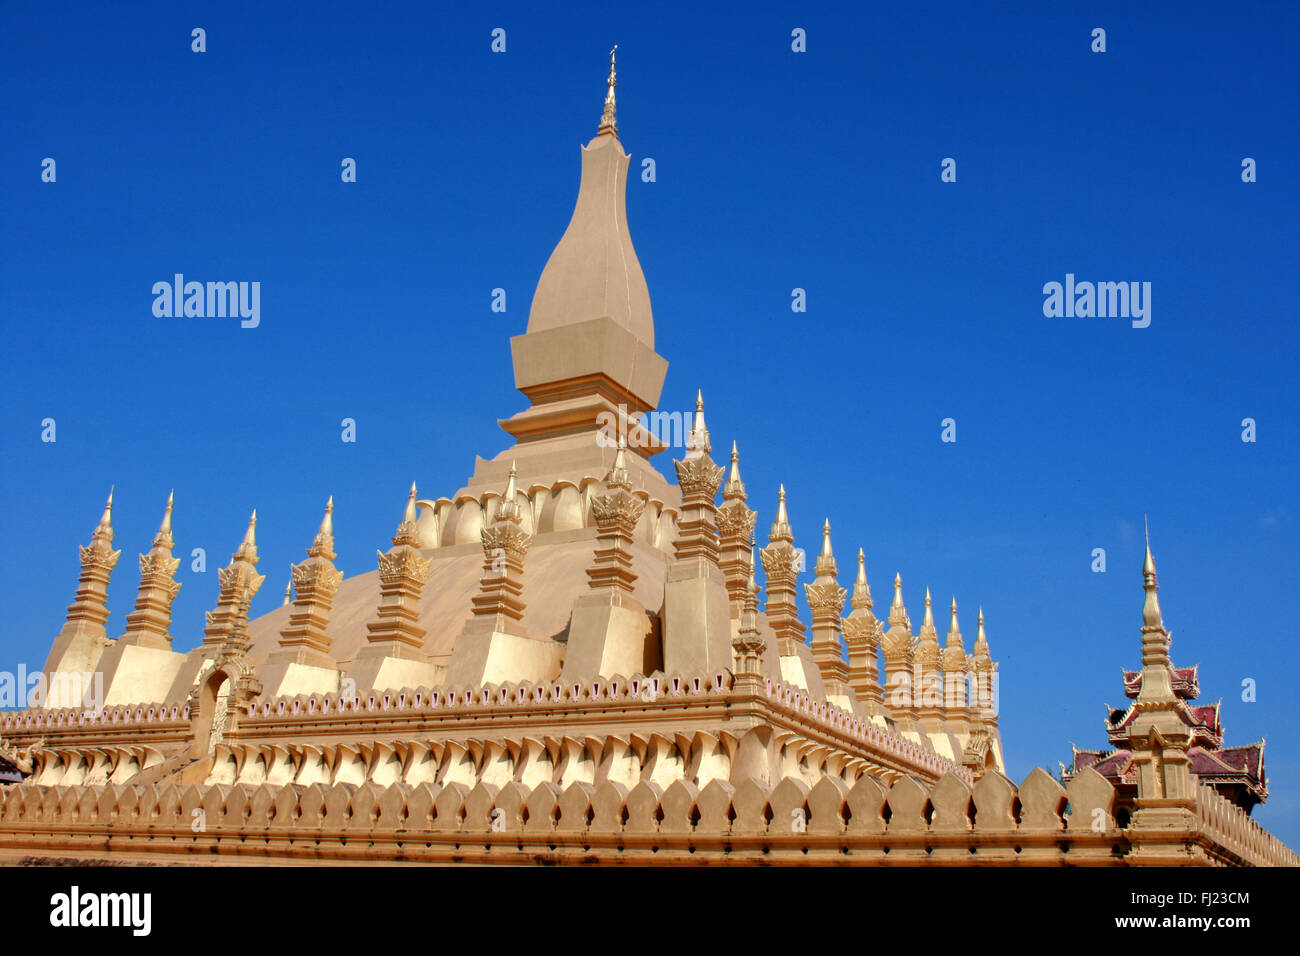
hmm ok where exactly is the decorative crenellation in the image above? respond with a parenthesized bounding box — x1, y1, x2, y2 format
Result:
(201, 511, 266, 648)
(13, 765, 1289, 869)
(365, 484, 433, 650)
(277, 497, 345, 660)
(760, 485, 806, 651)
(119, 492, 182, 649)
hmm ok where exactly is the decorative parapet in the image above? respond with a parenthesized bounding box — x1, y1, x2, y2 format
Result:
(1194, 783, 1300, 867)
(0, 765, 1139, 865)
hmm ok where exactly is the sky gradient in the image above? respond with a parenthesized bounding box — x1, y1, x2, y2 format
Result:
(2, 2, 1297, 844)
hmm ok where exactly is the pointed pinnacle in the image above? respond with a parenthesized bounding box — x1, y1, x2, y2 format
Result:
(1143, 514, 1156, 577)
(98, 487, 115, 529)
(319, 495, 335, 537)
(159, 490, 174, 533)
(686, 390, 710, 456)
(724, 440, 744, 495)
(403, 482, 419, 525)
(235, 509, 259, 562)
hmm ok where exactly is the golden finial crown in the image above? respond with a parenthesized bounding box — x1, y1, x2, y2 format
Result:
(598, 45, 618, 135)
(723, 441, 746, 499)
(769, 484, 793, 542)
(496, 463, 523, 525)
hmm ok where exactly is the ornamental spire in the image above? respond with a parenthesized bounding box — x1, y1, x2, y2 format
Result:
(685, 389, 711, 457)
(606, 437, 631, 489)
(92, 486, 115, 547)
(815, 518, 836, 576)
(1137, 518, 1174, 692)
(392, 482, 421, 547)
(760, 484, 806, 648)
(942, 598, 969, 715)
(309, 496, 336, 559)
(120, 490, 184, 649)
(770, 484, 793, 542)
(723, 441, 746, 500)
(598, 45, 618, 136)
(974, 607, 990, 657)
(496, 463, 523, 524)
(851, 549, 872, 610)
(806, 518, 849, 694)
(889, 572, 908, 628)
(842, 547, 884, 709)
(1141, 515, 1164, 633)
(946, 597, 963, 647)
(277, 496, 346, 664)
(717, 441, 757, 609)
(153, 490, 174, 548)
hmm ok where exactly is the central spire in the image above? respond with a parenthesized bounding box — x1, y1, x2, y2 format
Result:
(500, 48, 667, 457)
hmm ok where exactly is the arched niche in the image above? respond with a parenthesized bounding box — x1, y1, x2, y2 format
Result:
(189, 666, 235, 760)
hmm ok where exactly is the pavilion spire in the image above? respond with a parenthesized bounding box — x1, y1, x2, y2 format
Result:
(1136, 520, 1176, 704)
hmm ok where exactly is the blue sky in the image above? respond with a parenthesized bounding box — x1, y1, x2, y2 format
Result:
(2, 1, 1297, 844)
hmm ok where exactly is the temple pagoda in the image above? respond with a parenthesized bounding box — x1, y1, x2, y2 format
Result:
(1064, 525, 1268, 814)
